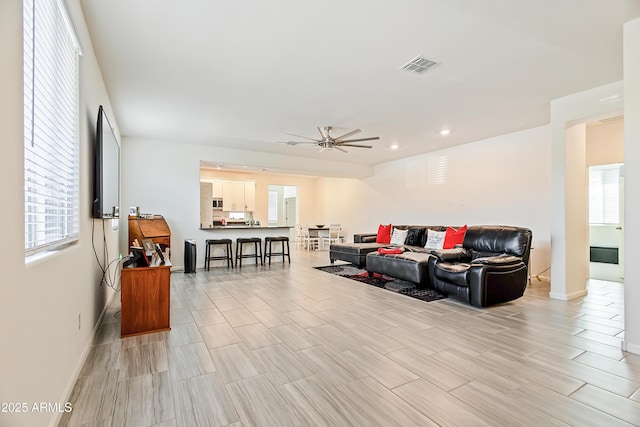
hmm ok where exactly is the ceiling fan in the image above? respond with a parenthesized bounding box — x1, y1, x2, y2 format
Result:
(280, 126, 379, 153)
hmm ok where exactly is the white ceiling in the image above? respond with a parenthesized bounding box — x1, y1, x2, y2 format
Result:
(80, 0, 640, 166)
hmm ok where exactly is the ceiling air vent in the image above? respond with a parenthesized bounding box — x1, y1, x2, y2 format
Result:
(400, 56, 438, 74)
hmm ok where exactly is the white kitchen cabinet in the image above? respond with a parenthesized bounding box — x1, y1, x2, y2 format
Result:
(222, 180, 235, 210)
(244, 181, 256, 211)
(212, 180, 223, 198)
(221, 180, 256, 212)
(233, 181, 245, 211)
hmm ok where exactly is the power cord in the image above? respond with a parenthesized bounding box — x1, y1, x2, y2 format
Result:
(91, 217, 124, 290)
(532, 266, 551, 282)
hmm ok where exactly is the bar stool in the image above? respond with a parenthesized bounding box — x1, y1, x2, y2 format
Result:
(204, 239, 234, 270)
(264, 236, 291, 265)
(235, 237, 263, 267)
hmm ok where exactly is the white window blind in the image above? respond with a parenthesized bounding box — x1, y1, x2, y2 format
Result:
(24, 0, 81, 255)
(589, 164, 621, 225)
(268, 191, 278, 223)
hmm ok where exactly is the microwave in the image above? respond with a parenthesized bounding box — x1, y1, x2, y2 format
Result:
(212, 198, 223, 210)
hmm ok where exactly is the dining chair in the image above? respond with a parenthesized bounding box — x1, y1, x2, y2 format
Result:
(302, 224, 320, 250)
(321, 223, 342, 250)
(294, 224, 303, 249)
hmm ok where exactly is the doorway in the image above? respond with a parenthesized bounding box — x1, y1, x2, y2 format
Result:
(588, 163, 624, 282)
(267, 185, 298, 227)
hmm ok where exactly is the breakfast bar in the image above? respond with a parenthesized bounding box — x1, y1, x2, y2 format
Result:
(199, 225, 293, 267)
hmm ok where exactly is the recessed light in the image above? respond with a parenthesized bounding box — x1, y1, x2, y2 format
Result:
(439, 129, 450, 136)
(390, 144, 399, 150)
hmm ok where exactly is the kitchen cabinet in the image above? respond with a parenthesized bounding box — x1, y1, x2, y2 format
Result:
(212, 180, 223, 198)
(222, 180, 236, 211)
(223, 180, 255, 212)
(244, 181, 256, 211)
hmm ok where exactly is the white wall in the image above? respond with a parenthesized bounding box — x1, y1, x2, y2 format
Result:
(314, 126, 552, 280)
(586, 120, 624, 165)
(550, 81, 625, 301)
(548, 16, 639, 352)
(623, 17, 640, 354)
(0, 1, 120, 426)
(560, 124, 589, 299)
(123, 138, 329, 269)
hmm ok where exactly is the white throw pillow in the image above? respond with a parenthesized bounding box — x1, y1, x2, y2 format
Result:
(390, 228, 408, 246)
(424, 229, 446, 250)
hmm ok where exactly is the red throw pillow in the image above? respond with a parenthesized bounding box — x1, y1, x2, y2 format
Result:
(443, 225, 467, 249)
(376, 224, 392, 244)
(378, 247, 404, 254)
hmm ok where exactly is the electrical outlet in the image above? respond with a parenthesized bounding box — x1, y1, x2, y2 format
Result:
(77, 313, 81, 330)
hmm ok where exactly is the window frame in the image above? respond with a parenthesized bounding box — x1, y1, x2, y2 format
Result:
(588, 163, 623, 226)
(23, 0, 82, 256)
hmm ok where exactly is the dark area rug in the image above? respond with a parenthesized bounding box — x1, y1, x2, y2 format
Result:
(315, 264, 447, 303)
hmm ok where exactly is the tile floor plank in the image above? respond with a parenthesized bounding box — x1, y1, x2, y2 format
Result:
(63, 250, 638, 427)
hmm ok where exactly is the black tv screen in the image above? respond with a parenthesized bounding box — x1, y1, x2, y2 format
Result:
(92, 105, 120, 219)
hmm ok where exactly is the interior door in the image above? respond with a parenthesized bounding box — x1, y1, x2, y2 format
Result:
(285, 197, 297, 226)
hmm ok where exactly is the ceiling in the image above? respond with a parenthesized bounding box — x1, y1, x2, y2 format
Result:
(80, 0, 640, 167)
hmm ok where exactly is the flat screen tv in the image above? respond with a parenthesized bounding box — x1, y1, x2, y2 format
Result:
(92, 105, 120, 218)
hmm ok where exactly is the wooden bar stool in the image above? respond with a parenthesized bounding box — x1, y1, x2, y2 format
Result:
(204, 238, 234, 270)
(264, 236, 291, 265)
(235, 237, 263, 267)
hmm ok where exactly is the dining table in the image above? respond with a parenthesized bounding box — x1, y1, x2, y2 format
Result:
(308, 226, 331, 250)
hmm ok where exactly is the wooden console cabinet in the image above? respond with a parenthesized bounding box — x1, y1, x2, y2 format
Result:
(120, 262, 171, 337)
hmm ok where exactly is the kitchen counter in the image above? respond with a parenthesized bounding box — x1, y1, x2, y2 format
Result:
(200, 225, 292, 230)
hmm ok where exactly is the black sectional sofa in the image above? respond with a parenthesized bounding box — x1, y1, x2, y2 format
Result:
(329, 225, 532, 307)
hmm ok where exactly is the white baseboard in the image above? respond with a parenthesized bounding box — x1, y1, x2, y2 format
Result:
(623, 340, 640, 355)
(549, 288, 588, 301)
(48, 291, 118, 427)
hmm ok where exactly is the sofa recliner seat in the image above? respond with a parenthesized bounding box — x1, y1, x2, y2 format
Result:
(429, 225, 532, 307)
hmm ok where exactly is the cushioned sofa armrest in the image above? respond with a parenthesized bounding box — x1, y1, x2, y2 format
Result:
(430, 247, 471, 262)
(471, 255, 522, 265)
(354, 233, 378, 243)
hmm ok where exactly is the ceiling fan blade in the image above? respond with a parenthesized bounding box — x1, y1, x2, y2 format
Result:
(333, 146, 348, 153)
(317, 126, 330, 140)
(339, 143, 372, 148)
(339, 136, 380, 143)
(279, 141, 320, 146)
(286, 133, 320, 142)
(333, 129, 361, 141)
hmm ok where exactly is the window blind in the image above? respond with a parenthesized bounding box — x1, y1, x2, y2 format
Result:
(24, 0, 81, 255)
(589, 164, 621, 225)
(268, 191, 278, 223)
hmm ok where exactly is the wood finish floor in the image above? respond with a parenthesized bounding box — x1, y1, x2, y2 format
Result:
(59, 249, 640, 426)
